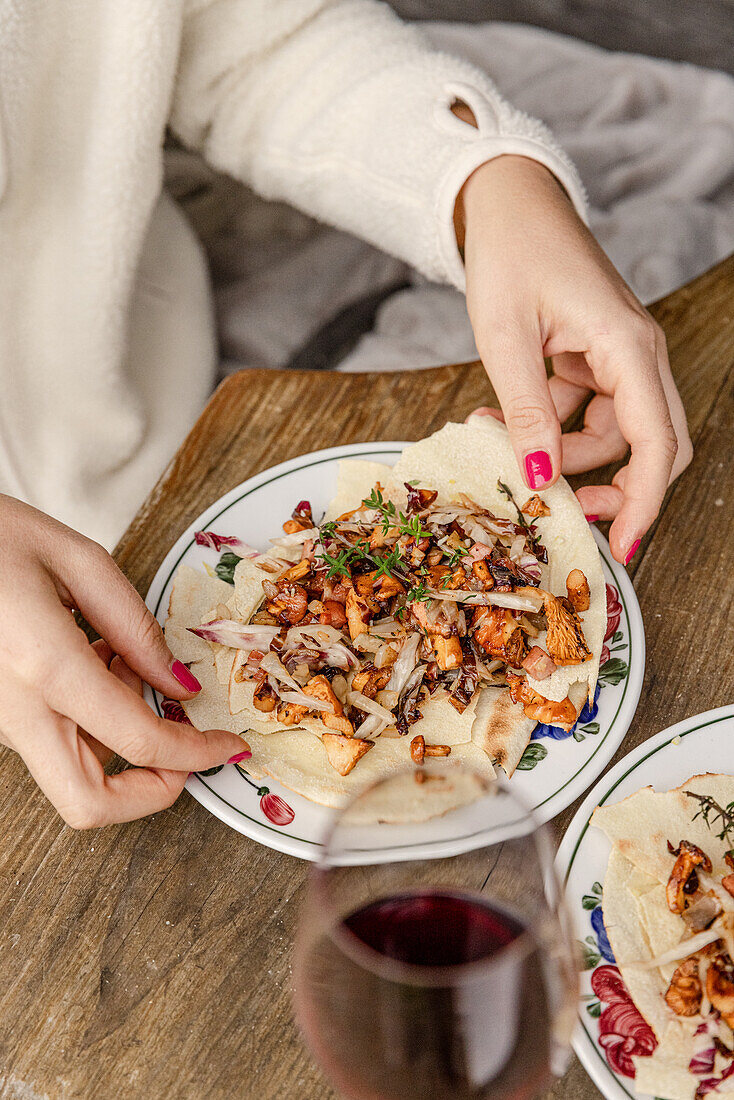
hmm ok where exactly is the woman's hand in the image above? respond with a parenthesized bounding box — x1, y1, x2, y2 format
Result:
(457, 153, 692, 565)
(0, 497, 247, 828)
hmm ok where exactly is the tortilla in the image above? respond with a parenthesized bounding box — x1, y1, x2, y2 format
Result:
(388, 416, 605, 703)
(165, 418, 605, 813)
(323, 459, 394, 522)
(592, 774, 734, 1100)
(187, 650, 496, 813)
(592, 773, 734, 884)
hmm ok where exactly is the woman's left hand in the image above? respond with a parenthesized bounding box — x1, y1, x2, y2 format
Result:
(456, 153, 692, 565)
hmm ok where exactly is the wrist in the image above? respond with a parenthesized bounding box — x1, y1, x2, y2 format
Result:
(454, 154, 571, 253)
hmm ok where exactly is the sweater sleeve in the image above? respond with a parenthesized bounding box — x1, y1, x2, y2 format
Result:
(170, 0, 587, 291)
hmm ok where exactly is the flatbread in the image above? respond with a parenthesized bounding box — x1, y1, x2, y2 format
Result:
(592, 774, 734, 1100)
(470, 686, 534, 777)
(592, 773, 734, 884)
(166, 419, 605, 813)
(388, 417, 605, 703)
(186, 651, 496, 812)
(323, 459, 393, 522)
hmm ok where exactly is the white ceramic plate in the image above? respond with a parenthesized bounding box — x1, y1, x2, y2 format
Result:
(557, 705, 734, 1100)
(144, 442, 644, 861)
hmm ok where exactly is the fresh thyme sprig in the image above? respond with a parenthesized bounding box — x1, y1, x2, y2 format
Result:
(497, 479, 545, 560)
(686, 791, 734, 853)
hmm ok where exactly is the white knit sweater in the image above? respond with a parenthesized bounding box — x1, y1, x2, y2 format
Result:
(0, 0, 585, 547)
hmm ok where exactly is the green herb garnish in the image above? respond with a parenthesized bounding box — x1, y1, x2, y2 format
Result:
(686, 792, 734, 846)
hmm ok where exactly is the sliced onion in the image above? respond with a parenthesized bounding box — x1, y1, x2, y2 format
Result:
(628, 926, 723, 969)
(353, 633, 382, 653)
(262, 579, 279, 600)
(331, 674, 348, 703)
(374, 642, 397, 669)
(370, 618, 403, 639)
(270, 527, 320, 547)
(354, 713, 388, 738)
(188, 621, 281, 649)
(260, 650, 301, 690)
(257, 556, 288, 574)
(376, 689, 399, 710)
(509, 535, 525, 561)
(346, 692, 394, 722)
(385, 634, 420, 696)
(286, 623, 344, 647)
(320, 643, 359, 670)
(427, 588, 544, 613)
(279, 689, 333, 713)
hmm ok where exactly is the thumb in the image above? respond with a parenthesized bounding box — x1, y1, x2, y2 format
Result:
(64, 541, 202, 699)
(476, 322, 562, 491)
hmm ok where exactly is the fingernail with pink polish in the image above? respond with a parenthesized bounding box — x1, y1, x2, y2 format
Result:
(172, 660, 201, 693)
(585, 514, 600, 523)
(524, 450, 553, 490)
(624, 538, 641, 566)
(228, 750, 252, 765)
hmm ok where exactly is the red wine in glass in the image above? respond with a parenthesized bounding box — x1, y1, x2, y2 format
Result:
(297, 889, 552, 1100)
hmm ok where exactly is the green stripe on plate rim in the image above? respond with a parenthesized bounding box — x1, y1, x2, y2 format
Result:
(153, 447, 633, 849)
(567, 711, 734, 1099)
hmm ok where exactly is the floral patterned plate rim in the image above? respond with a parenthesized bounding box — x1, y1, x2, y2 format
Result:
(556, 704, 734, 1100)
(143, 441, 644, 861)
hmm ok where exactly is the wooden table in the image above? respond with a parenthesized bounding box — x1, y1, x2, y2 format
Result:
(1, 256, 732, 1100)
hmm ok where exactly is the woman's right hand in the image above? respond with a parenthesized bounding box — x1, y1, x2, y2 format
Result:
(0, 497, 247, 828)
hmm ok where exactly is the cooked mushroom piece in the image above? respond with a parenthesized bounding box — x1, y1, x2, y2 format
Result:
(540, 592, 591, 665)
(666, 841, 712, 914)
(566, 569, 591, 613)
(722, 874, 734, 900)
(664, 957, 703, 1016)
(506, 672, 577, 729)
(253, 679, 277, 713)
(410, 734, 451, 765)
(473, 606, 528, 667)
(681, 893, 723, 932)
(432, 635, 463, 671)
(706, 955, 734, 1028)
(322, 733, 373, 776)
(302, 675, 354, 736)
(345, 586, 371, 640)
(521, 494, 551, 518)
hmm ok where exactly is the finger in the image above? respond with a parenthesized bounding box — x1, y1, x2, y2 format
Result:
(76, 653, 143, 767)
(79, 730, 115, 768)
(466, 406, 504, 423)
(475, 319, 562, 490)
(587, 323, 678, 562)
(547, 374, 591, 423)
(110, 654, 143, 697)
(91, 639, 115, 666)
(43, 623, 245, 770)
(56, 541, 202, 699)
(558, 394, 628, 475)
(19, 716, 189, 828)
(654, 334, 693, 480)
(575, 484, 624, 522)
(550, 351, 597, 393)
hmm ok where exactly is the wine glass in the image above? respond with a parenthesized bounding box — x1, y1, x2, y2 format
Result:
(293, 762, 578, 1100)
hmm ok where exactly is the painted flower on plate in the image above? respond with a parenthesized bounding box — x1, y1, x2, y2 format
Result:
(592, 966, 657, 1077)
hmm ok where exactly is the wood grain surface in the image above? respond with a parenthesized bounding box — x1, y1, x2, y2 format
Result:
(0, 254, 732, 1100)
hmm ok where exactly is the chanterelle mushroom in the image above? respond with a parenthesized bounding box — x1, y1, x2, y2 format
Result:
(706, 954, 734, 1028)
(566, 569, 590, 613)
(664, 957, 703, 1016)
(542, 592, 591, 665)
(666, 841, 712, 914)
